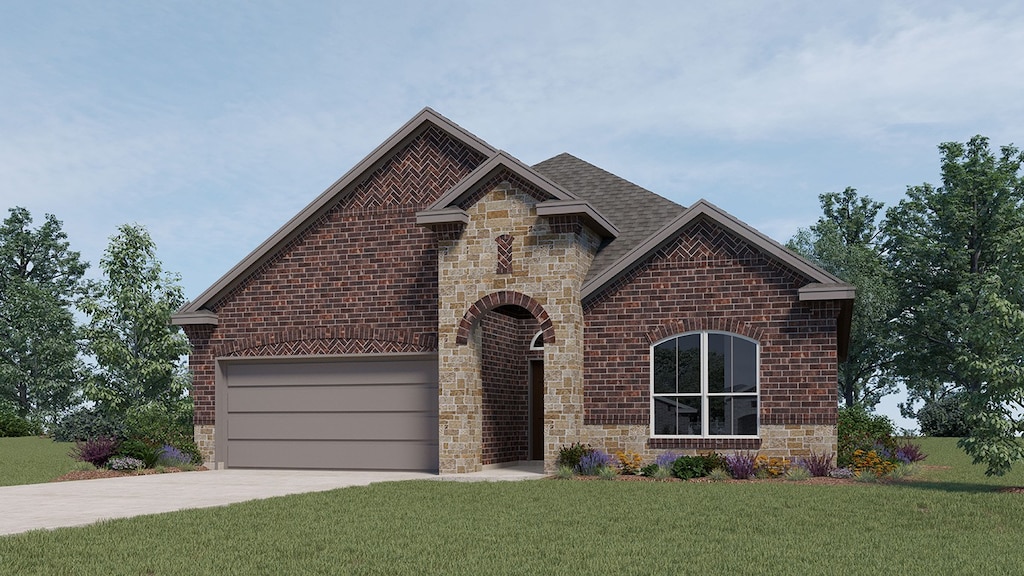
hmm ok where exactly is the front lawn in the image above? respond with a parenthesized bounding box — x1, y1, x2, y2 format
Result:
(0, 436, 77, 486)
(1, 437, 1023, 575)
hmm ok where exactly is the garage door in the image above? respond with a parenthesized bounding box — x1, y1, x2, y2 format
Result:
(221, 356, 438, 471)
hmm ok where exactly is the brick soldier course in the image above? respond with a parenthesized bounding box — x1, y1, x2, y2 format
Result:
(173, 108, 853, 473)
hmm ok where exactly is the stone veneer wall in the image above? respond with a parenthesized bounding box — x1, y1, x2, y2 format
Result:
(570, 424, 837, 464)
(194, 424, 215, 465)
(579, 217, 840, 462)
(436, 175, 600, 474)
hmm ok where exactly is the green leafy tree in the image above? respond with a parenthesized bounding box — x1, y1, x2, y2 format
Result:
(789, 188, 898, 409)
(884, 136, 1024, 475)
(81, 224, 190, 413)
(0, 207, 87, 420)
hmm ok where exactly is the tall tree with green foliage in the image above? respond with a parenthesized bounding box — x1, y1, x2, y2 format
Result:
(884, 136, 1024, 475)
(81, 224, 190, 413)
(0, 207, 87, 420)
(789, 188, 898, 409)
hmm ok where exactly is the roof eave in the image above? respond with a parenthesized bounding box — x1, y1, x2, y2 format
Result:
(170, 310, 219, 326)
(798, 283, 856, 301)
(536, 199, 620, 240)
(415, 207, 470, 226)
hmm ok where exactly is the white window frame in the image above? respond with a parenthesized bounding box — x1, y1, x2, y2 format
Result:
(650, 331, 759, 438)
(529, 330, 544, 351)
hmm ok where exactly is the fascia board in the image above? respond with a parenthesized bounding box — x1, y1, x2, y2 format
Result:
(798, 283, 856, 301)
(170, 310, 219, 326)
(535, 199, 620, 239)
(415, 208, 470, 226)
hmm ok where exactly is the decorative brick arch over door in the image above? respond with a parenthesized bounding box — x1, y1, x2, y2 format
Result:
(456, 290, 556, 346)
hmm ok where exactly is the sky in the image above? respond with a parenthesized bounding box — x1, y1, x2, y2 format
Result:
(3, 1, 1023, 430)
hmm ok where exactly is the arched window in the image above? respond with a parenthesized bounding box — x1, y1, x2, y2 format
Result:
(529, 330, 544, 350)
(651, 332, 758, 437)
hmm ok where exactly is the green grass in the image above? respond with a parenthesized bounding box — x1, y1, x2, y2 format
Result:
(0, 436, 78, 486)
(1, 437, 1023, 575)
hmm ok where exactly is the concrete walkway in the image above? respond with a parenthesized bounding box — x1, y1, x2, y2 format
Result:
(0, 466, 547, 536)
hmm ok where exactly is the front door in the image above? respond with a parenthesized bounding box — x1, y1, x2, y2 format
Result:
(529, 360, 544, 460)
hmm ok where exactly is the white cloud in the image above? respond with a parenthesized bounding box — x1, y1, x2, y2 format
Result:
(2, 1, 1022, 298)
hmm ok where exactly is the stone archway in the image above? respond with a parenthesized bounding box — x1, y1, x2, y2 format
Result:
(456, 291, 555, 346)
(459, 292, 551, 466)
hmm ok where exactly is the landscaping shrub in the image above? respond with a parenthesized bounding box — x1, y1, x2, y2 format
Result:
(556, 442, 593, 469)
(797, 451, 835, 477)
(72, 436, 121, 468)
(894, 441, 927, 464)
(118, 438, 162, 469)
(172, 436, 204, 465)
(52, 407, 125, 442)
(108, 456, 145, 471)
(575, 450, 615, 475)
(123, 401, 192, 448)
(754, 455, 790, 478)
(784, 466, 811, 481)
(724, 452, 756, 479)
(0, 408, 40, 438)
(615, 450, 643, 475)
(671, 453, 724, 480)
(708, 468, 731, 482)
(654, 451, 681, 468)
(838, 405, 896, 467)
(829, 467, 854, 479)
(639, 463, 661, 477)
(156, 444, 192, 467)
(850, 449, 898, 478)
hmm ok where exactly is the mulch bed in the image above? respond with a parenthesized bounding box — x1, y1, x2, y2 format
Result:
(51, 467, 208, 482)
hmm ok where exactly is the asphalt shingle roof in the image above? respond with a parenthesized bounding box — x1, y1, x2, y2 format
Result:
(532, 153, 686, 284)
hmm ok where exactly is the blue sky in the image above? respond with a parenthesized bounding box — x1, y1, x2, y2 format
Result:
(3, 1, 1023, 428)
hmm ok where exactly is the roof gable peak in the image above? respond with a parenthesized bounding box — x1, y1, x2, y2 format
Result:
(175, 107, 496, 317)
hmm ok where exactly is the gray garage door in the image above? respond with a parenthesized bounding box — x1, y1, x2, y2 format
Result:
(221, 356, 438, 471)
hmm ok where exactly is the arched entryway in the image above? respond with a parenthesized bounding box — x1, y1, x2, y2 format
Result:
(459, 291, 553, 465)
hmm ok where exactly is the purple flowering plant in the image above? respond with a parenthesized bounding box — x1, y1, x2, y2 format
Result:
(576, 450, 616, 475)
(654, 451, 681, 469)
(157, 444, 192, 467)
(724, 452, 757, 479)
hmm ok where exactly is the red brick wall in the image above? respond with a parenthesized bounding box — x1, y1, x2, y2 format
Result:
(583, 218, 839, 448)
(186, 126, 486, 425)
(480, 312, 537, 465)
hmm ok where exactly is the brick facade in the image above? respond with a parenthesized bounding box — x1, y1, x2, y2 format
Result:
(479, 312, 538, 465)
(580, 217, 838, 459)
(184, 126, 486, 462)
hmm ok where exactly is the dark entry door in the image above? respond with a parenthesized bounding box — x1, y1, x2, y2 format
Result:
(529, 360, 544, 460)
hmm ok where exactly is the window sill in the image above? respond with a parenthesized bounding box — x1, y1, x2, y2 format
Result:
(647, 437, 762, 450)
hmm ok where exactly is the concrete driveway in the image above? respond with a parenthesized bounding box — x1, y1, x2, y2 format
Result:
(0, 466, 545, 536)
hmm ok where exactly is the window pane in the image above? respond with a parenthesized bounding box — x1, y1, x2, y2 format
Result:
(706, 333, 726, 393)
(653, 340, 676, 394)
(676, 334, 700, 394)
(708, 395, 758, 436)
(653, 395, 701, 435)
(730, 337, 757, 392)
